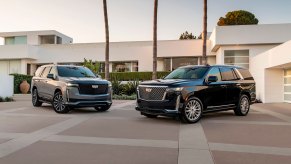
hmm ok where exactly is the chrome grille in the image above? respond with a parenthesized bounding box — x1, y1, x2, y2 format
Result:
(138, 86, 167, 100)
(79, 84, 108, 95)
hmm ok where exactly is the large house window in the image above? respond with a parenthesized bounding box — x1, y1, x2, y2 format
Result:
(224, 50, 249, 68)
(40, 35, 55, 44)
(284, 69, 291, 103)
(4, 36, 27, 45)
(112, 61, 138, 72)
(163, 57, 199, 71)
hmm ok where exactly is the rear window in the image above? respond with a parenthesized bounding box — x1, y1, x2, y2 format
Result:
(57, 66, 96, 78)
(237, 68, 254, 80)
(34, 67, 44, 77)
(220, 67, 238, 81)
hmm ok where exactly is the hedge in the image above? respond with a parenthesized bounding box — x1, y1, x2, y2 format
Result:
(10, 74, 33, 94)
(99, 72, 170, 81)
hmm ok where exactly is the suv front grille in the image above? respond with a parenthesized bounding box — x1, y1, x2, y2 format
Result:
(79, 84, 108, 95)
(138, 86, 167, 101)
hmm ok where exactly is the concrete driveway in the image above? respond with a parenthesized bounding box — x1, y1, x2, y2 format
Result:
(0, 95, 291, 164)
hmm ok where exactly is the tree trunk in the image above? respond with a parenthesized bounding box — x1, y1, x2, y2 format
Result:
(103, 0, 110, 80)
(152, 0, 158, 80)
(202, 0, 207, 65)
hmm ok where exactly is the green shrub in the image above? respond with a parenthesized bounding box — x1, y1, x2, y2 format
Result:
(0, 97, 14, 102)
(100, 72, 170, 81)
(10, 74, 33, 94)
(113, 94, 136, 100)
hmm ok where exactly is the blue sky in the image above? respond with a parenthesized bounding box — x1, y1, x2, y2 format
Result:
(0, 0, 291, 43)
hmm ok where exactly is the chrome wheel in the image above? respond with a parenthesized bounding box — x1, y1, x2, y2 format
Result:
(240, 97, 249, 114)
(185, 99, 202, 122)
(53, 92, 66, 112)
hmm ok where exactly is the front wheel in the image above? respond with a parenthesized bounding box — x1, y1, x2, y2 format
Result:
(180, 97, 203, 124)
(52, 91, 70, 114)
(234, 94, 250, 116)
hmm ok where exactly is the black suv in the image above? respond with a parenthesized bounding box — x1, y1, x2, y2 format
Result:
(31, 65, 112, 113)
(136, 65, 256, 123)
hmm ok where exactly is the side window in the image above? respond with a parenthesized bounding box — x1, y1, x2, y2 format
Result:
(237, 68, 254, 80)
(49, 66, 58, 75)
(41, 67, 51, 78)
(206, 67, 221, 81)
(34, 67, 44, 77)
(220, 67, 237, 81)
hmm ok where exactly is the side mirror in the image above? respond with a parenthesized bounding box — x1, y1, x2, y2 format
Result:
(96, 74, 102, 78)
(47, 74, 56, 80)
(207, 76, 218, 83)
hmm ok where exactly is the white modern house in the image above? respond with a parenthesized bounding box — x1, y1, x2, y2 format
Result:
(0, 24, 291, 103)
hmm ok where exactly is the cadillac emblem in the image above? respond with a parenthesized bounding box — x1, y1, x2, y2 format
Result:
(146, 88, 152, 92)
(92, 85, 99, 89)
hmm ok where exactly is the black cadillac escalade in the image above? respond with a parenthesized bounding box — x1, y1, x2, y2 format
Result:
(136, 65, 256, 123)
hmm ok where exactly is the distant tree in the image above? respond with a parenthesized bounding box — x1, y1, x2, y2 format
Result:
(179, 31, 196, 40)
(83, 58, 101, 74)
(217, 10, 259, 26)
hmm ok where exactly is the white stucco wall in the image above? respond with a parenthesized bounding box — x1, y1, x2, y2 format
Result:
(31, 40, 214, 72)
(210, 24, 291, 51)
(251, 40, 291, 103)
(0, 74, 14, 98)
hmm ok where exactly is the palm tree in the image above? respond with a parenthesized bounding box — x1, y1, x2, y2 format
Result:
(103, 0, 110, 80)
(202, 0, 207, 65)
(152, 0, 158, 80)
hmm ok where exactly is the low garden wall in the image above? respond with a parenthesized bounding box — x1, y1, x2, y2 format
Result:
(0, 74, 14, 97)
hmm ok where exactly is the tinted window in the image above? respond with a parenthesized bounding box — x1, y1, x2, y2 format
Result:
(165, 67, 209, 79)
(41, 67, 51, 78)
(58, 66, 96, 78)
(49, 67, 58, 75)
(237, 68, 254, 80)
(206, 67, 221, 81)
(220, 67, 237, 81)
(34, 67, 44, 77)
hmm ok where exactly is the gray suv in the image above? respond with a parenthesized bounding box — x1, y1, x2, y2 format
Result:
(31, 65, 112, 113)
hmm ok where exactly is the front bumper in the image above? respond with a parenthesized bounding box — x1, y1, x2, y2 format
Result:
(136, 95, 183, 117)
(64, 87, 112, 107)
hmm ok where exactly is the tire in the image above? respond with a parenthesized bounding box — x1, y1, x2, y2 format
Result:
(180, 97, 203, 124)
(234, 94, 250, 116)
(52, 91, 70, 114)
(141, 112, 158, 118)
(94, 105, 111, 112)
(32, 88, 42, 107)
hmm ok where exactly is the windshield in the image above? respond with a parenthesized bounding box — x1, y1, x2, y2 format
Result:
(57, 66, 96, 78)
(164, 67, 209, 79)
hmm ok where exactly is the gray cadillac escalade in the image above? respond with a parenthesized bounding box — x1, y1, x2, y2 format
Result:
(31, 65, 112, 113)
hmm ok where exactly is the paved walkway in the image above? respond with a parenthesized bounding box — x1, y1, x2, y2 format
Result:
(0, 96, 291, 164)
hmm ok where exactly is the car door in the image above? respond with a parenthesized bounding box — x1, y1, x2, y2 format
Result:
(44, 66, 58, 100)
(220, 67, 241, 105)
(38, 66, 52, 99)
(203, 67, 227, 109)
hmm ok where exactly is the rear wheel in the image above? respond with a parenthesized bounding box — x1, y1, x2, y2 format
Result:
(52, 91, 70, 114)
(180, 97, 203, 124)
(32, 88, 42, 107)
(234, 94, 250, 116)
(141, 112, 158, 118)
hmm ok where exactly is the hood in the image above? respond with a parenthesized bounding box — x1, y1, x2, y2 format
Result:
(59, 77, 109, 85)
(140, 79, 201, 86)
